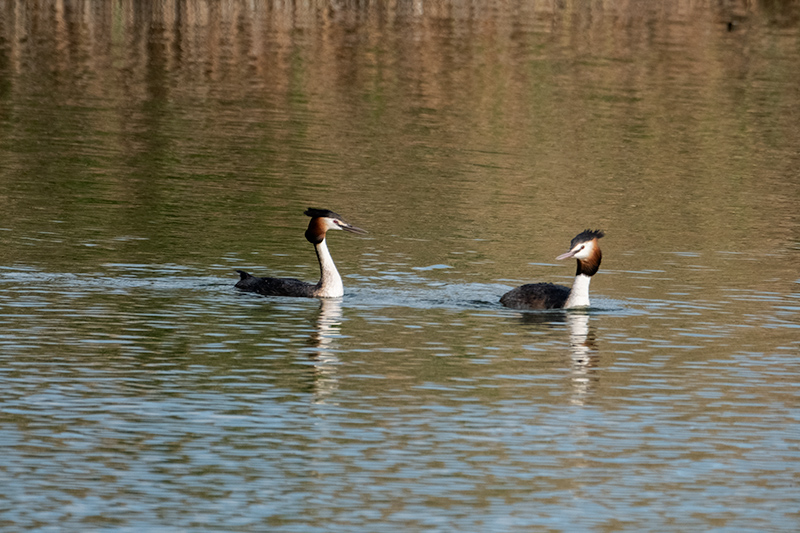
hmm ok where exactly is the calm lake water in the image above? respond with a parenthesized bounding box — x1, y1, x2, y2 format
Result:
(1, 0, 799, 530)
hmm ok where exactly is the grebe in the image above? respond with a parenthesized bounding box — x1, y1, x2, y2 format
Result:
(500, 229, 604, 310)
(235, 208, 366, 298)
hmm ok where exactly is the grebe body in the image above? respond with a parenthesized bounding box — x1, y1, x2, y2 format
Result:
(235, 208, 366, 298)
(500, 229, 604, 310)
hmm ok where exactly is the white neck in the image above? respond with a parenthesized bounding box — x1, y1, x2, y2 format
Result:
(564, 274, 592, 308)
(314, 239, 344, 298)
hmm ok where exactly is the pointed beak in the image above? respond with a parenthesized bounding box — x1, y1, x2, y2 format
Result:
(340, 222, 368, 235)
(556, 249, 578, 260)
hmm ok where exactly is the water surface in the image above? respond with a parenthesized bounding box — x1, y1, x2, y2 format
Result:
(1, 1, 799, 531)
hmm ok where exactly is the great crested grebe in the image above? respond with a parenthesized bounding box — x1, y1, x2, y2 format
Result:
(500, 229, 604, 310)
(235, 208, 366, 298)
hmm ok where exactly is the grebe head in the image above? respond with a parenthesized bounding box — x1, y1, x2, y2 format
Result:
(304, 208, 367, 244)
(556, 229, 604, 276)
(556, 229, 604, 261)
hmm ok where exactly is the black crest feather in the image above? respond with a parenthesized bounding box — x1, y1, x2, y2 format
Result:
(571, 229, 604, 248)
(304, 208, 341, 219)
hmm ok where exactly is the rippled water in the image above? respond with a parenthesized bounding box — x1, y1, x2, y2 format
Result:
(2, 0, 800, 531)
(2, 257, 798, 530)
